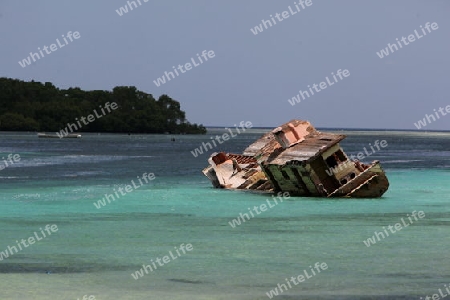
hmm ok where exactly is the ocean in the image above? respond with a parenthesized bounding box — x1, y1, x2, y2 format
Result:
(0, 129, 449, 300)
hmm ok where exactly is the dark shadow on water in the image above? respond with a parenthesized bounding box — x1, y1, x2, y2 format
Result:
(168, 278, 211, 284)
(0, 262, 131, 274)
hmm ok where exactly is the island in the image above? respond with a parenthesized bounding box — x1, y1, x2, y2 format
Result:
(0, 77, 206, 134)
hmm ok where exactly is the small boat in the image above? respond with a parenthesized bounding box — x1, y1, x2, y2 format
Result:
(203, 120, 389, 198)
(37, 133, 82, 138)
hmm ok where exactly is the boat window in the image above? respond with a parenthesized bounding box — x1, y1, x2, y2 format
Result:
(326, 155, 338, 168)
(335, 150, 347, 162)
(326, 150, 347, 168)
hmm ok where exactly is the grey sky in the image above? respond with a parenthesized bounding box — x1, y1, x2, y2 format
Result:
(1, 0, 449, 130)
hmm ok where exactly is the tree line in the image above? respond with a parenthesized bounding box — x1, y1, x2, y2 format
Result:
(0, 77, 206, 134)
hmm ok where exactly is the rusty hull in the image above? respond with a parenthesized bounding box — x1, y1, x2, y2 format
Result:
(202, 120, 389, 198)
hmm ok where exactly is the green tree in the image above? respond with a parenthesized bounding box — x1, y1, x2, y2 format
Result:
(0, 77, 206, 134)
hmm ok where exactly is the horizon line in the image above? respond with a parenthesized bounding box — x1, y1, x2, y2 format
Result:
(204, 126, 450, 132)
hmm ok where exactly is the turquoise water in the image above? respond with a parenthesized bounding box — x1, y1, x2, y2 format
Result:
(0, 130, 449, 299)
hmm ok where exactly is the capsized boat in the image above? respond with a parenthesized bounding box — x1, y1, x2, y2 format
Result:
(203, 120, 389, 198)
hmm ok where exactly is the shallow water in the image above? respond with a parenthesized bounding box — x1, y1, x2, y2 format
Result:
(0, 130, 449, 299)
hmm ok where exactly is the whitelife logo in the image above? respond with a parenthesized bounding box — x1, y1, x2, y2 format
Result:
(0, 153, 20, 171)
(93, 172, 155, 209)
(115, 0, 149, 16)
(190, 121, 252, 158)
(0, 225, 58, 261)
(265, 262, 328, 298)
(56, 102, 118, 138)
(18, 31, 81, 68)
(413, 105, 450, 129)
(250, 0, 313, 35)
(287, 69, 350, 106)
(153, 50, 215, 87)
(376, 22, 439, 59)
(325, 140, 388, 176)
(363, 211, 425, 247)
(131, 243, 193, 280)
(228, 192, 290, 228)
(420, 284, 450, 300)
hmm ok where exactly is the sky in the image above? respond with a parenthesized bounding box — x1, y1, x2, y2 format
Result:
(1, 0, 449, 130)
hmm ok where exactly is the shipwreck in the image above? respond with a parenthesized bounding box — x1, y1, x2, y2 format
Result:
(203, 120, 389, 198)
